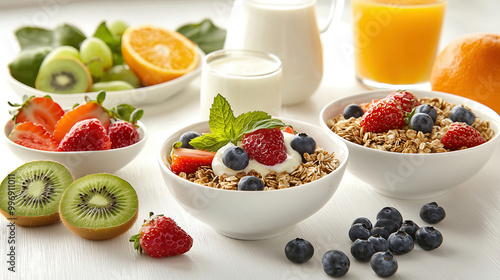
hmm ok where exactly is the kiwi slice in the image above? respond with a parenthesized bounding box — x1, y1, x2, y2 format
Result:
(59, 174, 138, 240)
(0, 161, 74, 227)
(35, 57, 92, 93)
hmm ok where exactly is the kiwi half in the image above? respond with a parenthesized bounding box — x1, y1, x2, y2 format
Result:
(35, 57, 92, 93)
(59, 173, 138, 240)
(0, 161, 74, 227)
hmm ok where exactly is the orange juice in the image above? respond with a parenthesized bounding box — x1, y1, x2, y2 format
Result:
(352, 0, 446, 87)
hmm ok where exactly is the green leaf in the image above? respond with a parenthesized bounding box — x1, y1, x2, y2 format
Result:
(235, 117, 285, 140)
(52, 23, 86, 49)
(129, 109, 144, 123)
(96, 91, 106, 104)
(8, 46, 53, 87)
(14, 27, 53, 50)
(208, 94, 236, 139)
(176, 19, 226, 54)
(190, 134, 229, 152)
(93, 21, 123, 66)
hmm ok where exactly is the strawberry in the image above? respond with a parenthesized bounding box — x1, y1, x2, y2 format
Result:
(385, 90, 420, 113)
(53, 93, 111, 143)
(281, 126, 295, 134)
(241, 127, 287, 166)
(9, 95, 64, 134)
(360, 99, 405, 133)
(441, 122, 486, 150)
(362, 99, 379, 112)
(8, 122, 58, 151)
(108, 121, 140, 149)
(130, 212, 193, 258)
(170, 148, 216, 174)
(57, 118, 111, 151)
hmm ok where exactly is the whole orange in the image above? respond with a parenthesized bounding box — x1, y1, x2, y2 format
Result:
(430, 33, 500, 115)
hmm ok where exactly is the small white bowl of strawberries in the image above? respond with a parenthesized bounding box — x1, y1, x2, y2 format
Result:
(4, 91, 147, 178)
(320, 89, 500, 199)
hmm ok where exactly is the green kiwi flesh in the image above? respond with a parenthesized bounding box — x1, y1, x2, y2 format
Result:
(59, 173, 138, 240)
(35, 57, 92, 94)
(0, 161, 73, 227)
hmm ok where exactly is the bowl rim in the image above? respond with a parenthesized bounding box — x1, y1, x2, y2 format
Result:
(319, 89, 500, 157)
(6, 47, 204, 98)
(157, 117, 350, 194)
(4, 120, 147, 154)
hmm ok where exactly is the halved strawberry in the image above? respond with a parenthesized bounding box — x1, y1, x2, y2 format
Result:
(53, 93, 110, 143)
(8, 122, 58, 151)
(9, 95, 64, 134)
(170, 147, 216, 175)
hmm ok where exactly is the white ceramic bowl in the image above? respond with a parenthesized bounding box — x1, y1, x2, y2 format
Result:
(320, 89, 500, 199)
(4, 121, 147, 179)
(7, 48, 203, 108)
(157, 118, 349, 240)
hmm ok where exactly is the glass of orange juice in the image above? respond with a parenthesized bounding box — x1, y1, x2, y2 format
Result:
(352, 0, 447, 89)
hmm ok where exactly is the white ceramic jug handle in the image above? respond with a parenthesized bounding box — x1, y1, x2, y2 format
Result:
(319, 0, 345, 33)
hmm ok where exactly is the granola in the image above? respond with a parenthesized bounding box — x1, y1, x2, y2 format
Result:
(326, 97, 495, 153)
(179, 148, 340, 190)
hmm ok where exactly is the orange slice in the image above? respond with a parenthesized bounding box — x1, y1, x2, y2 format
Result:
(121, 24, 199, 86)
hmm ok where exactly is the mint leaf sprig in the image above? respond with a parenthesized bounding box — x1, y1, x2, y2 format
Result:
(189, 94, 285, 152)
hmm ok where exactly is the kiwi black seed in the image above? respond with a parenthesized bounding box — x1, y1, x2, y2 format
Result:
(59, 173, 138, 240)
(0, 161, 74, 227)
(35, 57, 92, 93)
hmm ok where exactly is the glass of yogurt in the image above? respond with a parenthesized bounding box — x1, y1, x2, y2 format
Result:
(200, 49, 282, 120)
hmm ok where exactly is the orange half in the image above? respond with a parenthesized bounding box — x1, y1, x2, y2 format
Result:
(121, 24, 199, 86)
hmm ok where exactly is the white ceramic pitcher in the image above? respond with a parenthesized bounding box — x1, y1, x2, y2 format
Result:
(224, 0, 344, 106)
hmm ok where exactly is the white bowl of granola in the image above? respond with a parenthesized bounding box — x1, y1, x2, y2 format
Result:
(320, 89, 500, 199)
(157, 117, 349, 240)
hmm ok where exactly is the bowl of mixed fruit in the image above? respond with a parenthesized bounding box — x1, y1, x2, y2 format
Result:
(7, 21, 202, 108)
(158, 95, 349, 240)
(4, 92, 147, 178)
(320, 89, 500, 199)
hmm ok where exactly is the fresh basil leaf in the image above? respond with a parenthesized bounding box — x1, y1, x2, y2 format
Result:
(93, 21, 123, 65)
(190, 134, 229, 152)
(177, 19, 226, 54)
(15, 27, 53, 50)
(52, 23, 86, 49)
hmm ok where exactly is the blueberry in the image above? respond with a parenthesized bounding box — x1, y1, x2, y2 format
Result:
(415, 226, 443, 250)
(343, 104, 364, 119)
(350, 239, 376, 262)
(222, 146, 249, 170)
(399, 220, 420, 240)
(284, 238, 314, 263)
(415, 104, 438, 123)
(376, 207, 403, 228)
(179, 131, 201, 149)
(449, 105, 476, 125)
(237, 176, 264, 191)
(370, 251, 398, 277)
(349, 223, 371, 242)
(322, 250, 350, 277)
(374, 219, 399, 234)
(352, 217, 372, 230)
(290, 133, 316, 162)
(387, 231, 414, 255)
(371, 227, 390, 240)
(368, 235, 388, 252)
(411, 113, 434, 134)
(420, 202, 446, 224)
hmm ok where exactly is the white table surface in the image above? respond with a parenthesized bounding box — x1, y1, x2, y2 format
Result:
(1, 0, 499, 279)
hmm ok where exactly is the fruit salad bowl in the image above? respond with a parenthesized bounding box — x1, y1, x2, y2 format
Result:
(4, 120, 147, 179)
(6, 47, 203, 109)
(158, 117, 349, 240)
(319, 89, 500, 199)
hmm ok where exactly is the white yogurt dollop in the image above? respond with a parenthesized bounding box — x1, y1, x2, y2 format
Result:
(212, 132, 302, 176)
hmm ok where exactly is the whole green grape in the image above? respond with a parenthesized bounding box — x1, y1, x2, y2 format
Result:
(101, 65, 141, 88)
(80, 37, 113, 78)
